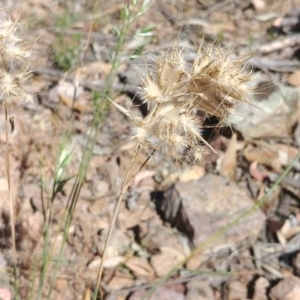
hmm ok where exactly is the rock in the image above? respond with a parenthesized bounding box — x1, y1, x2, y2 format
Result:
(97, 228, 131, 258)
(107, 273, 134, 290)
(186, 280, 215, 300)
(128, 283, 185, 300)
(141, 218, 191, 255)
(154, 174, 265, 253)
(0, 251, 12, 300)
(150, 246, 185, 277)
(232, 85, 300, 139)
(226, 280, 248, 300)
(253, 277, 269, 300)
(292, 251, 300, 276)
(270, 276, 300, 300)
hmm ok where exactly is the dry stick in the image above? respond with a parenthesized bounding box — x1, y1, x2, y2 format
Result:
(4, 98, 17, 279)
(95, 144, 141, 296)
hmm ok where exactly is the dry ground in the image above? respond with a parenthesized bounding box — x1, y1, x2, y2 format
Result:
(0, 0, 300, 299)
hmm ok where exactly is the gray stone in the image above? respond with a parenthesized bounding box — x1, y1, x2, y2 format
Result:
(157, 174, 266, 248)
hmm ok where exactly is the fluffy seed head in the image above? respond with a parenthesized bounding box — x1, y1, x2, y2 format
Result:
(0, 18, 31, 102)
(189, 46, 250, 120)
(112, 44, 250, 162)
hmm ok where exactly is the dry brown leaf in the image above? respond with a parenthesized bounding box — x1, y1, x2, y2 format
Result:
(87, 256, 125, 269)
(244, 143, 281, 172)
(244, 142, 299, 172)
(219, 133, 237, 180)
(277, 219, 300, 243)
(276, 144, 299, 166)
(82, 287, 91, 300)
(107, 273, 134, 290)
(125, 257, 154, 278)
(78, 61, 112, 77)
(59, 93, 92, 113)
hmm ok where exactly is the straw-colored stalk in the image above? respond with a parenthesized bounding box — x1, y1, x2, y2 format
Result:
(0, 18, 31, 276)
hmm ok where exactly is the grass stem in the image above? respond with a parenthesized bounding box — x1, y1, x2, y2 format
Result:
(94, 144, 141, 298)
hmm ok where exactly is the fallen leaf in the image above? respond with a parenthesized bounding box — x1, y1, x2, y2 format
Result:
(219, 133, 237, 180)
(125, 257, 154, 278)
(244, 143, 281, 172)
(244, 142, 299, 172)
(87, 256, 125, 269)
(107, 272, 134, 290)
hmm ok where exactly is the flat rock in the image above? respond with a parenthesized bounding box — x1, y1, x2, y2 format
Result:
(128, 283, 185, 300)
(156, 174, 266, 249)
(186, 280, 215, 300)
(270, 276, 300, 300)
(232, 85, 300, 139)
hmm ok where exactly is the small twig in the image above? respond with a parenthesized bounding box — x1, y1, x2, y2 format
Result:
(257, 34, 300, 54)
(203, 0, 233, 17)
(107, 271, 229, 295)
(139, 148, 156, 172)
(249, 57, 300, 72)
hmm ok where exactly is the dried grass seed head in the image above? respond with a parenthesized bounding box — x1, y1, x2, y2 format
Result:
(113, 44, 250, 162)
(142, 48, 189, 105)
(189, 46, 250, 120)
(0, 18, 31, 101)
